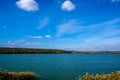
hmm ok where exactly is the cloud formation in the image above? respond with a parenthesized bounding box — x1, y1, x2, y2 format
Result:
(6, 40, 45, 48)
(57, 20, 83, 37)
(25, 42, 43, 45)
(7, 39, 25, 47)
(27, 35, 52, 39)
(45, 35, 52, 38)
(55, 19, 120, 51)
(28, 36, 42, 39)
(84, 19, 120, 41)
(37, 17, 49, 29)
(67, 43, 120, 51)
(57, 19, 120, 37)
(16, 0, 39, 11)
(61, 0, 75, 11)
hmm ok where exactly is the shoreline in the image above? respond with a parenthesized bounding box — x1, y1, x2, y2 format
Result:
(0, 47, 120, 54)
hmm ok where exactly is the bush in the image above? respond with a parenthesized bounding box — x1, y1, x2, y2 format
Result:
(76, 71, 120, 80)
(0, 71, 39, 80)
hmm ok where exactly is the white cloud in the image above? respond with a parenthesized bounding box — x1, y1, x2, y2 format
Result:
(57, 19, 120, 37)
(25, 42, 43, 45)
(28, 36, 42, 39)
(55, 19, 120, 51)
(67, 43, 120, 51)
(82, 37, 120, 51)
(6, 40, 45, 48)
(23, 42, 46, 48)
(57, 20, 83, 37)
(7, 39, 25, 44)
(37, 17, 49, 29)
(27, 35, 52, 39)
(84, 19, 120, 42)
(45, 35, 52, 38)
(7, 40, 25, 47)
(16, 0, 39, 11)
(15, 39, 25, 42)
(61, 0, 75, 11)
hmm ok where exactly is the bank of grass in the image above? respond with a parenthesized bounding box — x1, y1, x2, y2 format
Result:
(0, 70, 120, 80)
(0, 71, 39, 80)
(76, 71, 120, 80)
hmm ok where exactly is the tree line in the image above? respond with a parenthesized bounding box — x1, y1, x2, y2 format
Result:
(0, 47, 119, 54)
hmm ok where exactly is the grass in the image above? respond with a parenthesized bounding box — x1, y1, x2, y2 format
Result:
(0, 70, 120, 80)
(0, 71, 39, 80)
(76, 71, 120, 80)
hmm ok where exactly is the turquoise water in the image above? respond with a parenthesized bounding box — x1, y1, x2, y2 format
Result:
(0, 54, 120, 80)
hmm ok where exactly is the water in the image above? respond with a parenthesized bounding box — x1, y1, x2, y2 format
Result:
(0, 54, 120, 80)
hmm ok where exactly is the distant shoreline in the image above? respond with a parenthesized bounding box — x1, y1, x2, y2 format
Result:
(0, 47, 120, 54)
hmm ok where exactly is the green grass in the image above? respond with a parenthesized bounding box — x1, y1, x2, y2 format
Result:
(76, 71, 120, 80)
(0, 71, 39, 80)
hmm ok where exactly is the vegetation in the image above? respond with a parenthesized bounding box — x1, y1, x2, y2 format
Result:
(76, 71, 120, 80)
(0, 71, 39, 80)
(72, 51, 120, 54)
(0, 47, 120, 54)
(0, 47, 69, 54)
(0, 70, 120, 80)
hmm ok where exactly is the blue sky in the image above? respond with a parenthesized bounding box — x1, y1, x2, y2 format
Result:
(0, 0, 120, 51)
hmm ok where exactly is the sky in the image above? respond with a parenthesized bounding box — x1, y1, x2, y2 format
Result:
(0, 0, 120, 51)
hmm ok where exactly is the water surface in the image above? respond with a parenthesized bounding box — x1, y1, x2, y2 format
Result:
(0, 54, 120, 80)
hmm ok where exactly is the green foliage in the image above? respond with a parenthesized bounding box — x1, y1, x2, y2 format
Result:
(0, 47, 68, 54)
(76, 71, 120, 80)
(0, 47, 120, 54)
(0, 71, 38, 80)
